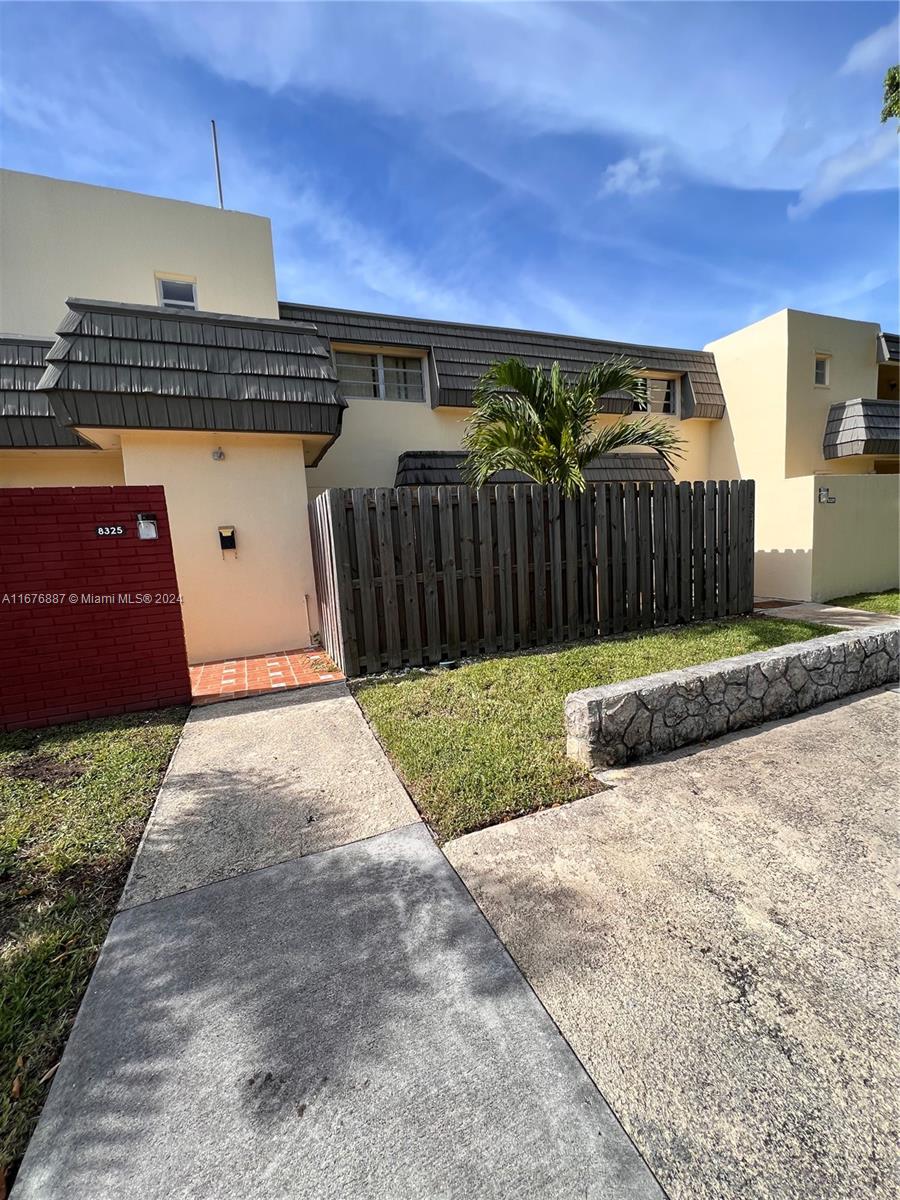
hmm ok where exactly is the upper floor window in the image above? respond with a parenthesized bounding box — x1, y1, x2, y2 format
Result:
(635, 376, 678, 415)
(814, 354, 831, 387)
(157, 277, 197, 311)
(335, 349, 426, 402)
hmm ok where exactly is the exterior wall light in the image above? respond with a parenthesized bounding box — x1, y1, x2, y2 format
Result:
(136, 513, 159, 540)
(212, 447, 226, 461)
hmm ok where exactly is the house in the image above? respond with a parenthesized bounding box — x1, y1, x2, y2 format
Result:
(706, 311, 899, 601)
(1, 169, 896, 663)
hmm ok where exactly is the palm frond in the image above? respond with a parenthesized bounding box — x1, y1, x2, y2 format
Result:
(462, 354, 683, 498)
(580, 415, 684, 469)
(472, 358, 546, 409)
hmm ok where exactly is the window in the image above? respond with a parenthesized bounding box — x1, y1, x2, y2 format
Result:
(814, 354, 831, 387)
(334, 349, 425, 402)
(157, 278, 197, 311)
(634, 376, 678, 415)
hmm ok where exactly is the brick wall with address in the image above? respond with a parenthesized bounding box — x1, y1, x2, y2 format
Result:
(1, 486, 191, 731)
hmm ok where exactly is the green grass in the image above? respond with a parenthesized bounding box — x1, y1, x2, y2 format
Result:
(354, 617, 832, 842)
(1, 707, 187, 1191)
(828, 588, 899, 616)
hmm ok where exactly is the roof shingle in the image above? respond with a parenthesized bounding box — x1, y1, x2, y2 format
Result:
(37, 299, 347, 441)
(0, 335, 89, 448)
(823, 399, 899, 459)
(278, 302, 726, 420)
(394, 449, 673, 487)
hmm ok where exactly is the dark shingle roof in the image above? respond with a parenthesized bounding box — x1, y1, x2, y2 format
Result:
(823, 399, 899, 459)
(394, 449, 673, 487)
(278, 301, 725, 420)
(878, 332, 899, 364)
(0, 335, 90, 448)
(38, 299, 347, 443)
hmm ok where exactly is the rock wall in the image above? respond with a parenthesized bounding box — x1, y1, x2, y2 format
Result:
(565, 625, 899, 768)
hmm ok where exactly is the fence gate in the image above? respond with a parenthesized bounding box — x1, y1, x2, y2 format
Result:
(310, 480, 755, 676)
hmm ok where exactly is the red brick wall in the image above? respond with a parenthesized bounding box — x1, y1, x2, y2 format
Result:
(1, 486, 191, 731)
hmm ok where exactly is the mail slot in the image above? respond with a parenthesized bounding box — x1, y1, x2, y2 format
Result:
(218, 525, 236, 551)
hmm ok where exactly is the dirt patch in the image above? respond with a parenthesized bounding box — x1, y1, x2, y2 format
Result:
(1, 755, 88, 787)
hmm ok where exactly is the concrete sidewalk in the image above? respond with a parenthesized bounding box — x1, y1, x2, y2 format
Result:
(757, 600, 900, 629)
(14, 686, 663, 1199)
(120, 682, 419, 907)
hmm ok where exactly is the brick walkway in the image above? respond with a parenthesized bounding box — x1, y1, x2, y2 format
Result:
(190, 647, 343, 705)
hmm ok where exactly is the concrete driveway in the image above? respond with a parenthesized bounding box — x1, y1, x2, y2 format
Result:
(446, 687, 899, 1200)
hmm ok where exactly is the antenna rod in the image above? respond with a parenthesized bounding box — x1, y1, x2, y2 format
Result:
(210, 119, 224, 209)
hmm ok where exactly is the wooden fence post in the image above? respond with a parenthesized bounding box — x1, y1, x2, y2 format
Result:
(323, 490, 359, 675)
(438, 488, 461, 662)
(458, 487, 479, 656)
(514, 486, 530, 648)
(375, 489, 402, 669)
(418, 487, 442, 663)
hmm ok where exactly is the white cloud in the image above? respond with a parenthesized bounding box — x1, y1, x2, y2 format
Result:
(274, 186, 487, 318)
(598, 148, 665, 198)
(133, 1, 898, 217)
(839, 15, 899, 76)
(219, 153, 523, 324)
(788, 125, 898, 219)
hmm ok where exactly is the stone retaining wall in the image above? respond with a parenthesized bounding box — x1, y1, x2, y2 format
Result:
(565, 625, 899, 768)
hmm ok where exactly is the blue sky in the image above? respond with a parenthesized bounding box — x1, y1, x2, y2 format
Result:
(1, 1, 896, 347)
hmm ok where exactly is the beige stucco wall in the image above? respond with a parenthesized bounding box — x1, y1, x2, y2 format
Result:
(705, 312, 800, 596)
(307, 401, 469, 497)
(783, 310, 880, 478)
(0, 449, 125, 486)
(707, 308, 883, 484)
(307, 398, 711, 496)
(0, 169, 279, 337)
(706, 309, 789, 484)
(705, 309, 896, 600)
(752, 476, 816, 601)
(811, 474, 900, 601)
(666, 415, 711, 483)
(119, 430, 315, 663)
(720, 470, 899, 603)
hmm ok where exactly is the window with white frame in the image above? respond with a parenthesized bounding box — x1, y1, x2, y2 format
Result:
(157, 277, 197, 311)
(634, 376, 679, 415)
(334, 349, 425, 401)
(814, 354, 831, 387)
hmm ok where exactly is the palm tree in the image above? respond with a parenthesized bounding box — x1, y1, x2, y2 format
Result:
(462, 356, 683, 497)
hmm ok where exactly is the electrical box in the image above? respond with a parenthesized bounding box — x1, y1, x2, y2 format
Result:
(218, 525, 237, 551)
(136, 513, 159, 540)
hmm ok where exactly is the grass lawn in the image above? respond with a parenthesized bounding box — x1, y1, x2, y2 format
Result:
(1, 707, 187, 1193)
(354, 617, 832, 842)
(828, 589, 899, 616)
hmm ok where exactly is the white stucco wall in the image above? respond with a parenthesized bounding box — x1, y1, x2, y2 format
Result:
(0, 169, 279, 337)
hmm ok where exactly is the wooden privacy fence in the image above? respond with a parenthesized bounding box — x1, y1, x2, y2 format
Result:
(310, 480, 755, 677)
